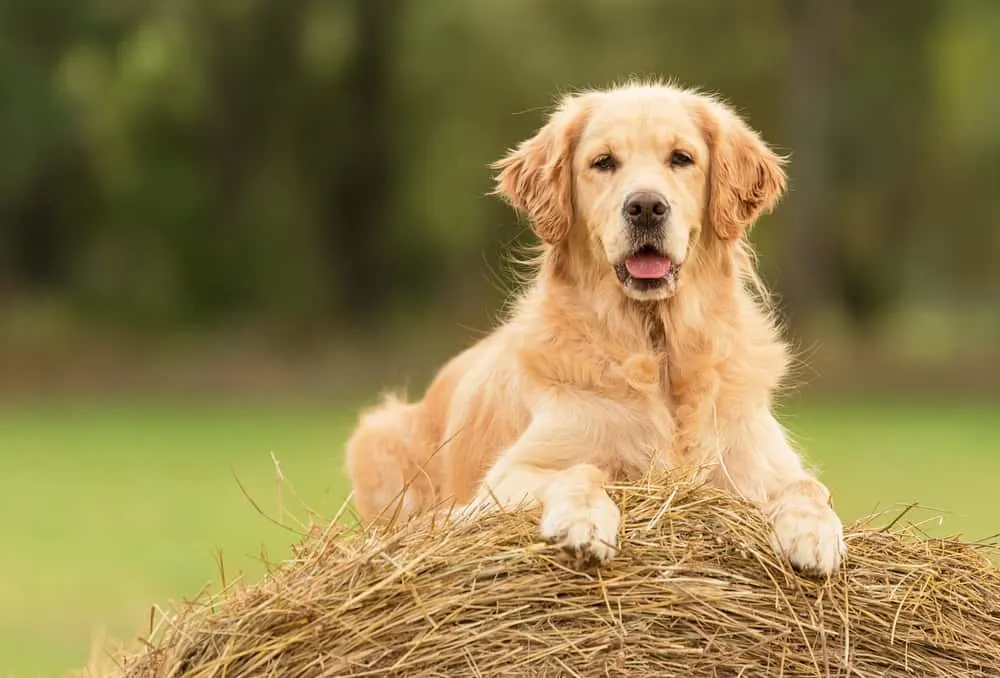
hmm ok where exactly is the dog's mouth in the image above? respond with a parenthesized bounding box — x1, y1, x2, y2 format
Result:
(614, 245, 679, 294)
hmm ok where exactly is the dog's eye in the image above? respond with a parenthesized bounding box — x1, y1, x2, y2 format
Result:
(591, 154, 618, 172)
(670, 150, 694, 168)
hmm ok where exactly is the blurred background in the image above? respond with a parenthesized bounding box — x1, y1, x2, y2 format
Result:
(1, 0, 998, 675)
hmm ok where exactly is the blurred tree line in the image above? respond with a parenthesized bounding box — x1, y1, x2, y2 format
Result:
(1, 0, 999, 342)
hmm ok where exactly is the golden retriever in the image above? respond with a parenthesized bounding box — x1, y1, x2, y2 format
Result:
(345, 80, 846, 576)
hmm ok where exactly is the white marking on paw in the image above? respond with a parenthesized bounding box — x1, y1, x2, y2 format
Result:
(767, 492, 846, 577)
(539, 490, 620, 564)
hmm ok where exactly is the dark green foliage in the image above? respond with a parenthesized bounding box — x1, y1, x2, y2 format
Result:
(1, 0, 998, 335)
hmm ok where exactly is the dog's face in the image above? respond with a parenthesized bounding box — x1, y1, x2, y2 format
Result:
(572, 88, 710, 299)
(494, 83, 786, 302)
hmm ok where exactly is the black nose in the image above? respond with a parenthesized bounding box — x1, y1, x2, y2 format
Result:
(623, 191, 669, 229)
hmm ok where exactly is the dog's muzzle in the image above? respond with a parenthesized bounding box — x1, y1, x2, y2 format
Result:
(615, 191, 679, 295)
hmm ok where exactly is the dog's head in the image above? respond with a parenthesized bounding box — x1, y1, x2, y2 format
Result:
(493, 82, 787, 301)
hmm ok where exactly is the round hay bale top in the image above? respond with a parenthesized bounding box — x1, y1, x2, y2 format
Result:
(104, 480, 999, 678)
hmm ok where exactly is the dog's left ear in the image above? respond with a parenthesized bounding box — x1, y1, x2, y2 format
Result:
(696, 98, 787, 240)
(491, 93, 592, 244)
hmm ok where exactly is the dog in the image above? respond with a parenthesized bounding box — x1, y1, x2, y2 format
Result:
(345, 80, 846, 576)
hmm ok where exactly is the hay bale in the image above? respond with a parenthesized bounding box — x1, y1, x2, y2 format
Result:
(106, 480, 999, 677)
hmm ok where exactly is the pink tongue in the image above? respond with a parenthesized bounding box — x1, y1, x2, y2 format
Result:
(625, 254, 671, 279)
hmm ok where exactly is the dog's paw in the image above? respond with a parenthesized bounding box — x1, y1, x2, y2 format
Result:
(767, 490, 846, 577)
(539, 490, 621, 566)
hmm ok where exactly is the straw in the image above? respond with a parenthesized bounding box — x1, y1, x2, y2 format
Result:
(96, 477, 1000, 677)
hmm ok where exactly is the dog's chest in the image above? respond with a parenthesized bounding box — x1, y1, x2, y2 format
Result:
(659, 360, 674, 407)
(613, 340, 695, 479)
(648, 322, 676, 409)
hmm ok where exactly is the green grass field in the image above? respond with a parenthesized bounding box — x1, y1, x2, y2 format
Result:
(1, 396, 998, 677)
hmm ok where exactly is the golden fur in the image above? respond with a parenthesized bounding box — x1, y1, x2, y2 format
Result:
(345, 81, 846, 576)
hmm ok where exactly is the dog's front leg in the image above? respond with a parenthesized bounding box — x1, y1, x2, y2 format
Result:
(459, 412, 621, 564)
(719, 408, 846, 577)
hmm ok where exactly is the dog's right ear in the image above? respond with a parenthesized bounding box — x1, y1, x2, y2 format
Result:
(491, 94, 591, 245)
